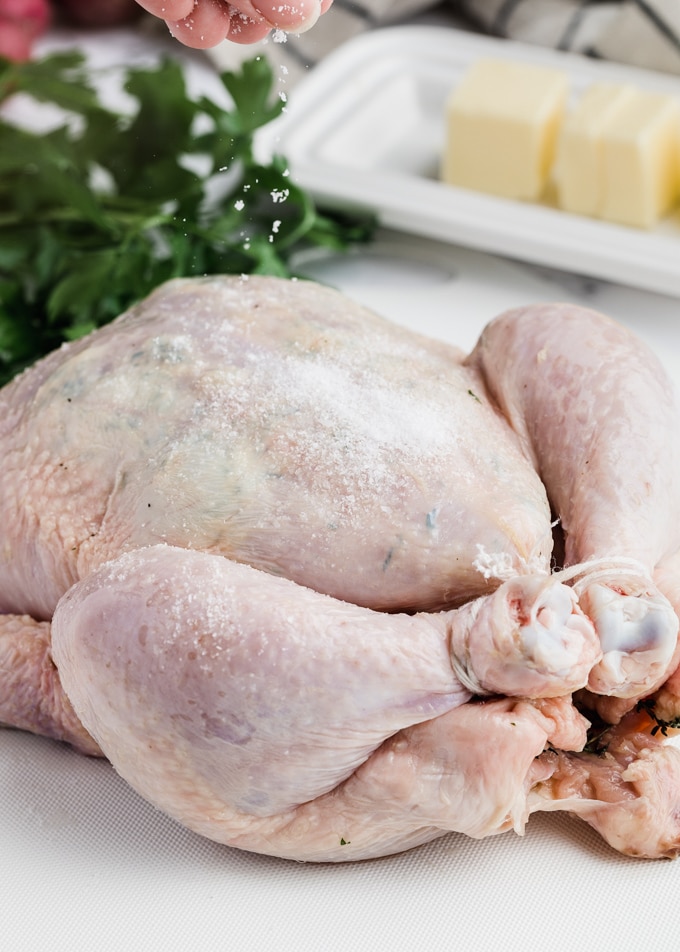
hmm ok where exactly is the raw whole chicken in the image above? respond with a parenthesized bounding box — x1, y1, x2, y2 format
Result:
(2, 274, 680, 862)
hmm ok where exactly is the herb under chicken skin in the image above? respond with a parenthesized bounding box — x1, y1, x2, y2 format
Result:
(0, 50, 374, 385)
(543, 717, 612, 758)
(636, 697, 680, 737)
(573, 698, 680, 758)
(582, 719, 613, 756)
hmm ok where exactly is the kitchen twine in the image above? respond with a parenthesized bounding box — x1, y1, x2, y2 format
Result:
(471, 515, 652, 591)
(451, 529, 655, 696)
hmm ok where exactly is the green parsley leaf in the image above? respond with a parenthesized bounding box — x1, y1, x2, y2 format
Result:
(0, 51, 374, 385)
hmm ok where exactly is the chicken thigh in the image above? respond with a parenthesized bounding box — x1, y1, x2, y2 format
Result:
(51, 547, 680, 862)
(2, 274, 680, 862)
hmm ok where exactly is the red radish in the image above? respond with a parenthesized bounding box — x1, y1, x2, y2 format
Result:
(0, 0, 51, 61)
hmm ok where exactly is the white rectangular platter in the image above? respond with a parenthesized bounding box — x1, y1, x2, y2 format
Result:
(260, 25, 680, 298)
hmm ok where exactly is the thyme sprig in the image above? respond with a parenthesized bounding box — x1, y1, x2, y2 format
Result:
(636, 698, 680, 737)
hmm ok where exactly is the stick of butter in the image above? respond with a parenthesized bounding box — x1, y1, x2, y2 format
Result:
(555, 84, 636, 217)
(557, 83, 680, 228)
(441, 58, 568, 201)
(601, 89, 680, 228)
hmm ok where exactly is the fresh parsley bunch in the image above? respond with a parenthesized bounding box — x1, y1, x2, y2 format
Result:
(0, 50, 373, 385)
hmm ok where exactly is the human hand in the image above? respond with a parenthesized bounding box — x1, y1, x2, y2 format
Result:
(135, 0, 335, 49)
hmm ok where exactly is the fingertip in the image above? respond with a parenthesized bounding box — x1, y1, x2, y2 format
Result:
(166, 0, 233, 49)
(227, 11, 272, 44)
(252, 0, 321, 31)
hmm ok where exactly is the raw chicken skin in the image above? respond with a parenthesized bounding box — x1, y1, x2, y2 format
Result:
(2, 274, 680, 862)
(51, 546, 595, 823)
(0, 276, 553, 619)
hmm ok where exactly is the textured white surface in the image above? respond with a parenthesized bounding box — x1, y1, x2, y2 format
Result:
(4, 28, 680, 952)
(2, 725, 680, 952)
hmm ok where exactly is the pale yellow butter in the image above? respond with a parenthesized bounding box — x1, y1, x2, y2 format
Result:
(600, 89, 680, 228)
(555, 83, 636, 216)
(556, 83, 680, 227)
(441, 58, 569, 201)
